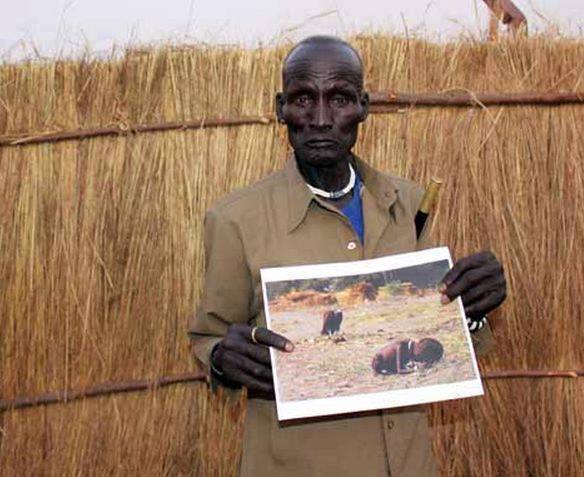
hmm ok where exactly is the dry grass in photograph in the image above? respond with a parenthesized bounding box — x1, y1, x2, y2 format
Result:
(269, 283, 475, 402)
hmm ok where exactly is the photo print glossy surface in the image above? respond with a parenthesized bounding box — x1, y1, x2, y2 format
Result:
(261, 247, 483, 420)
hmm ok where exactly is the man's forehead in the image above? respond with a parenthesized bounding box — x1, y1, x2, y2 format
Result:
(283, 44, 363, 89)
(285, 74, 360, 91)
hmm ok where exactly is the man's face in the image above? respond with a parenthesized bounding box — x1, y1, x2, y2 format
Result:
(276, 44, 369, 168)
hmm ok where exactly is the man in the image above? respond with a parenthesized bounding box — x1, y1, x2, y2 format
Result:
(189, 36, 506, 476)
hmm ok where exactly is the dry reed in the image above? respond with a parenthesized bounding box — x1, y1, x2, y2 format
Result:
(1, 34, 583, 476)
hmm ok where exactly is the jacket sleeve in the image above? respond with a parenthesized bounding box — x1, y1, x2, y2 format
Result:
(188, 208, 254, 372)
(413, 184, 495, 357)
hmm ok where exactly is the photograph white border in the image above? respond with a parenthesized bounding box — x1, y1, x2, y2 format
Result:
(261, 247, 484, 421)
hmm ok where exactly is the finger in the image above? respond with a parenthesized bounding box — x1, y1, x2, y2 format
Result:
(251, 327, 294, 352)
(224, 352, 273, 382)
(222, 336, 271, 365)
(443, 263, 501, 302)
(464, 289, 507, 318)
(229, 368, 274, 395)
(460, 277, 505, 308)
(221, 349, 272, 385)
(439, 251, 494, 291)
(230, 323, 254, 336)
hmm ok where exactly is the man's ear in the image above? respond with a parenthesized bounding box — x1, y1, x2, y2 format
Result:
(359, 91, 370, 123)
(275, 92, 286, 124)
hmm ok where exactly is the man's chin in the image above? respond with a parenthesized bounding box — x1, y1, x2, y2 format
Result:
(295, 148, 346, 168)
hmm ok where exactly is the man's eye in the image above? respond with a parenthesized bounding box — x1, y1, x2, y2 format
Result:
(294, 95, 312, 105)
(331, 95, 349, 106)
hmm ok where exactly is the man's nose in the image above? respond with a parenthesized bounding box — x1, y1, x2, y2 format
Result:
(310, 100, 333, 129)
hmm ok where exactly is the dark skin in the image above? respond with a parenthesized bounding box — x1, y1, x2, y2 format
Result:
(213, 323, 293, 398)
(212, 37, 506, 399)
(439, 250, 507, 318)
(276, 41, 369, 209)
(371, 340, 415, 375)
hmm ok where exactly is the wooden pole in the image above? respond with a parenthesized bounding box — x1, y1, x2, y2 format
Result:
(1, 91, 583, 148)
(488, 0, 502, 41)
(481, 370, 584, 379)
(0, 115, 274, 147)
(1, 369, 582, 412)
(0, 371, 207, 412)
(367, 91, 584, 107)
(482, 0, 527, 37)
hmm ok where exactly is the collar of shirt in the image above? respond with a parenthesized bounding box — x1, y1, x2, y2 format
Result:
(284, 153, 399, 233)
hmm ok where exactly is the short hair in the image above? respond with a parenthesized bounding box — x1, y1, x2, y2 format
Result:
(284, 35, 363, 68)
(282, 36, 364, 90)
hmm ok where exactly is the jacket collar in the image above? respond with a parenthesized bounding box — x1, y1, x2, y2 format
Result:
(285, 153, 399, 233)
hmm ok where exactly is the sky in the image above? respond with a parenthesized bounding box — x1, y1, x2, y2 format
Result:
(1, 1, 582, 61)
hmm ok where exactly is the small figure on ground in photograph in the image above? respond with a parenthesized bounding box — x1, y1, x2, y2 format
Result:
(321, 309, 343, 336)
(371, 337, 444, 375)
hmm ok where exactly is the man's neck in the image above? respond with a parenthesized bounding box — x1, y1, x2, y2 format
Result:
(296, 155, 352, 192)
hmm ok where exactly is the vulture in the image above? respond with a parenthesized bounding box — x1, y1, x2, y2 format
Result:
(321, 309, 343, 335)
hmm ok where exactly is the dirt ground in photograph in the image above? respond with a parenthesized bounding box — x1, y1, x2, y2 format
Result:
(269, 292, 477, 402)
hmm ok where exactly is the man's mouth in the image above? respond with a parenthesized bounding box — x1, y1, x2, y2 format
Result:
(305, 139, 337, 148)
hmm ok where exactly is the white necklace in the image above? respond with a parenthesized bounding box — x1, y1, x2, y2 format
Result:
(306, 164, 356, 199)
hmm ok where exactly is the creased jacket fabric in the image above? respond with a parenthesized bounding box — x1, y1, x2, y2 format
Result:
(189, 156, 493, 477)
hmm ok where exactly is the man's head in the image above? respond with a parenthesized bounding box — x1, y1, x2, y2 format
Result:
(276, 36, 369, 168)
(412, 338, 444, 365)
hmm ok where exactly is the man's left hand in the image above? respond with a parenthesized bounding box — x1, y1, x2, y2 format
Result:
(439, 251, 507, 319)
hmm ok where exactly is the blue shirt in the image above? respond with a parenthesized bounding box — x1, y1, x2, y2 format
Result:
(341, 173, 364, 244)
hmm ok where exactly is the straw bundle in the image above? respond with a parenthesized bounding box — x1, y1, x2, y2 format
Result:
(1, 35, 583, 475)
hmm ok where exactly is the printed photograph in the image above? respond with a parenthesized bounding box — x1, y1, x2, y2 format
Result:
(261, 248, 483, 420)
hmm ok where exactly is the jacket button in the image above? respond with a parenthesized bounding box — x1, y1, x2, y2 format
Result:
(387, 420, 394, 430)
(347, 241, 357, 250)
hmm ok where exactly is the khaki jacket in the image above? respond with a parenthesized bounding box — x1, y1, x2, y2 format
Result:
(189, 156, 493, 477)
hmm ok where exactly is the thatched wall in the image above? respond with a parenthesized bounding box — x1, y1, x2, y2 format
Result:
(1, 35, 583, 475)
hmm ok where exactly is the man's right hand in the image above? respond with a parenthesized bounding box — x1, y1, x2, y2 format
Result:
(212, 323, 294, 398)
